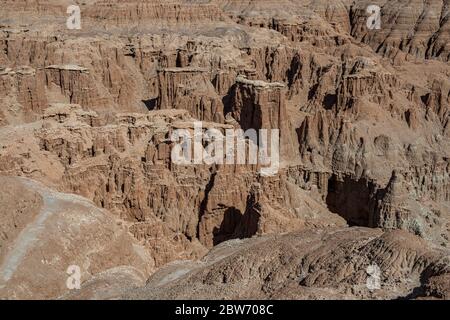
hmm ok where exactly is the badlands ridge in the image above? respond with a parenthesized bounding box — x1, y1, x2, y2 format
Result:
(0, 0, 449, 299)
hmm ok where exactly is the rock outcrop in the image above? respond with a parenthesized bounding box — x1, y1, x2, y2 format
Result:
(0, 0, 448, 300)
(124, 228, 450, 300)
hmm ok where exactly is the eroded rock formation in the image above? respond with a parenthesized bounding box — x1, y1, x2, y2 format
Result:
(124, 228, 450, 300)
(0, 0, 448, 299)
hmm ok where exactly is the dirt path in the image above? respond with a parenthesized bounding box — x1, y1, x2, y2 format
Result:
(0, 177, 96, 287)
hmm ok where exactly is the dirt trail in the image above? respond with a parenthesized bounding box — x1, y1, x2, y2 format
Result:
(0, 177, 98, 287)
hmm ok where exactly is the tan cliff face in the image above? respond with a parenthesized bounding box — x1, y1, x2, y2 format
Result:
(0, 0, 448, 299)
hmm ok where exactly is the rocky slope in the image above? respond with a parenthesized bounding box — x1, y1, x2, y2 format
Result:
(0, 176, 152, 299)
(0, 0, 448, 299)
(124, 228, 450, 300)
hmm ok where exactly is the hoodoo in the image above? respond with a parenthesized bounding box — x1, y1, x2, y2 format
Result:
(0, 0, 448, 302)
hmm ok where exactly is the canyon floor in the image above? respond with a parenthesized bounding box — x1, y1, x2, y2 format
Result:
(0, 0, 449, 300)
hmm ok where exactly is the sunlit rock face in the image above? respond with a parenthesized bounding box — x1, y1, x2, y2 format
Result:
(0, 0, 448, 300)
